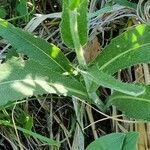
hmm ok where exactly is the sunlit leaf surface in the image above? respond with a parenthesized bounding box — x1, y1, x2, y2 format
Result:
(0, 57, 88, 107)
(0, 19, 72, 73)
(90, 24, 150, 74)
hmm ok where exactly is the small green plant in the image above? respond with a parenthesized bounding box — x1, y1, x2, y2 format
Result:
(0, 0, 150, 149)
(0, 7, 6, 18)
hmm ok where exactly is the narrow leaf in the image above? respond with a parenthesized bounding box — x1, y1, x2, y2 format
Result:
(18, 126, 60, 147)
(82, 66, 145, 96)
(0, 120, 60, 147)
(69, 0, 80, 10)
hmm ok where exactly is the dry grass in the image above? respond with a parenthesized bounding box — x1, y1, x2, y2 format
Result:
(0, 0, 149, 149)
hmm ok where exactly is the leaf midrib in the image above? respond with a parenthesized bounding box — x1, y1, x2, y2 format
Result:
(2, 24, 67, 72)
(99, 43, 150, 70)
(0, 78, 87, 97)
(83, 70, 144, 96)
(110, 95, 150, 103)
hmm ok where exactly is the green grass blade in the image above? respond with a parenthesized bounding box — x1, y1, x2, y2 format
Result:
(0, 120, 60, 147)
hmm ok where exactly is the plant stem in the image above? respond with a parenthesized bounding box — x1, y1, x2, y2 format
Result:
(69, 9, 86, 150)
(69, 9, 105, 111)
(69, 9, 86, 68)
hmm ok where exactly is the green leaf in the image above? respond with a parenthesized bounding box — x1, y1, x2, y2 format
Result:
(0, 119, 60, 147)
(6, 47, 19, 60)
(0, 7, 6, 18)
(107, 86, 150, 120)
(86, 132, 139, 150)
(0, 19, 72, 73)
(89, 23, 150, 120)
(123, 132, 139, 150)
(0, 57, 88, 107)
(90, 24, 150, 75)
(60, 0, 88, 48)
(86, 133, 125, 150)
(17, 113, 33, 131)
(17, 0, 28, 16)
(89, 24, 150, 92)
(82, 66, 145, 96)
(69, 0, 80, 10)
(17, 126, 60, 147)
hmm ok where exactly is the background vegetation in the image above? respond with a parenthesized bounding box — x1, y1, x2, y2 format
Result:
(0, 0, 150, 150)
